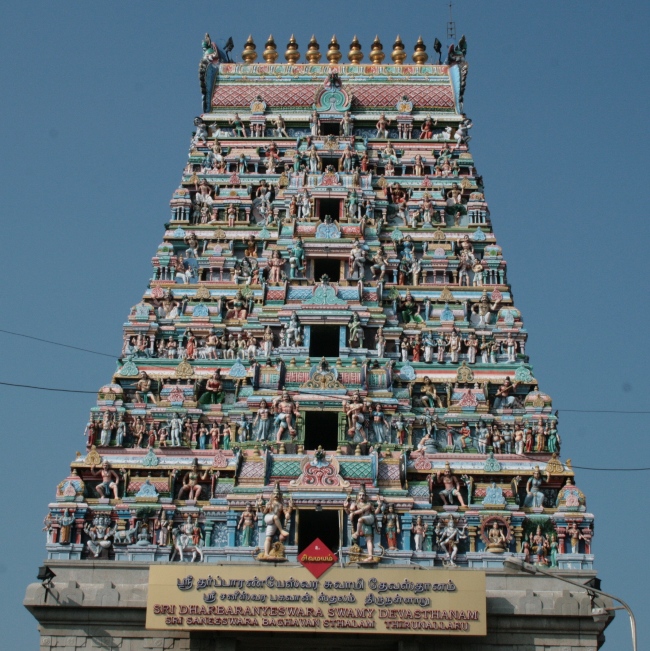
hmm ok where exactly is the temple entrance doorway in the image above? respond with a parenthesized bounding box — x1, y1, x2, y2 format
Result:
(313, 257, 341, 282)
(297, 508, 340, 554)
(304, 410, 338, 450)
(309, 325, 340, 357)
(317, 197, 341, 220)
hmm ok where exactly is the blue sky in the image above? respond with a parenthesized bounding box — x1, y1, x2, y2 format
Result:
(1, 1, 648, 648)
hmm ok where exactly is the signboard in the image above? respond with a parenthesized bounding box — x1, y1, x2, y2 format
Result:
(147, 565, 486, 636)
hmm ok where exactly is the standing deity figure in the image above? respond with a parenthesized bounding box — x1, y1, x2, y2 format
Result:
(393, 414, 408, 445)
(273, 114, 289, 138)
(382, 503, 401, 551)
(157, 511, 173, 546)
(287, 237, 305, 278)
(375, 113, 391, 138)
(341, 144, 355, 173)
(237, 504, 258, 547)
(284, 312, 302, 347)
(340, 111, 354, 137)
(299, 191, 312, 220)
(476, 420, 490, 454)
(267, 250, 284, 284)
(168, 413, 185, 447)
(546, 421, 561, 454)
(90, 461, 121, 500)
(115, 418, 126, 447)
(521, 466, 550, 508)
(370, 404, 390, 444)
(253, 398, 273, 441)
(309, 110, 320, 137)
(431, 462, 466, 507)
(437, 517, 468, 566)
(84, 418, 98, 447)
(344, 485, 383, 561)
(472, 260, 484, 286)
(178, 459, 210, 501)
(421, 331, 434, 363)
(347, 238, 366, 278)
(566, 521, 585, 554)
(413, 516, 428, 552)
(100, 411, 114, 447)
(307, 145, 321, 173)
(348, 313, 365, 348)
(420, 193, 434, 224)
(58, 509, 75, 545)
(229, 112, 247, 137)
(465, 333, 479, 364)
(375, 326, 386, 358)
(448, 328, 462, 363)
(344, 392, 368, 443)
(479, 336, 490, 364)
(504, 334, 517, 363)
(436, 332, 448, 363)
(261, 326, 274, 358)
(513, 423, 524, 455)
(531, 526, 549, 565)
(257, 482, 293, 560)
(272, 391, 299, 441)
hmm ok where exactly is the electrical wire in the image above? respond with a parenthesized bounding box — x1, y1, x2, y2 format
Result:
(0, 328, 115, 358)
(0, 381, 97, 394)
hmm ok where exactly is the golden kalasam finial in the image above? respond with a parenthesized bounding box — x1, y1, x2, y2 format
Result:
(412, 35, 428, 64)
(241, 35, 257, 64)
(263, 34, 278, 63)
(348, 35, 363, 63)
(391, 35, 406, 65)
(306, 35, 321, 63)
(327, 35, 342, 63)
(369, 35, 385, 64)
(285, 34, 300, 63)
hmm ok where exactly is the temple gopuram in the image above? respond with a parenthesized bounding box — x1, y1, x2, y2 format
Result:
(26, 32, 613, 651)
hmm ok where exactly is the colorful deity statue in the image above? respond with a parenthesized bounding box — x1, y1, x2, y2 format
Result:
(344, 485, 383, 562)
(257, 483, 293, 561)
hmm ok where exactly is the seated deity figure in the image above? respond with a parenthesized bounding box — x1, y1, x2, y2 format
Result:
(198, 369, 225, 405)
(90, 461, 121, 500)
(177, 458, 210, 501)
(430, 462, 466, 507)
(521, 466, 550, 508)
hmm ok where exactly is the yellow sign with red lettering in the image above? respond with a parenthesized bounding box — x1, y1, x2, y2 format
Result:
(146, 565, 486, 636)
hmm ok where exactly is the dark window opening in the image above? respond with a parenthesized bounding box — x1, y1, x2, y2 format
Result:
(298, 508, 340, 554)
(320, 121, 339, 136)
(304, 410, 339, 450)
(317, 198, 341, 221)
(313, 257, 341, 283)
(321, 156, 338, 171)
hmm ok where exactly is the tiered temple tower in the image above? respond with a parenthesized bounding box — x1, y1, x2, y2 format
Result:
(26, 32, 611, 651)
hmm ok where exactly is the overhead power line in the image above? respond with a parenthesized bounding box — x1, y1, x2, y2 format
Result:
(0, 328, 115, 358)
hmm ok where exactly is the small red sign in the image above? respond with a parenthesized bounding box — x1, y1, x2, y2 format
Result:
(298, 538, 338, 578)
